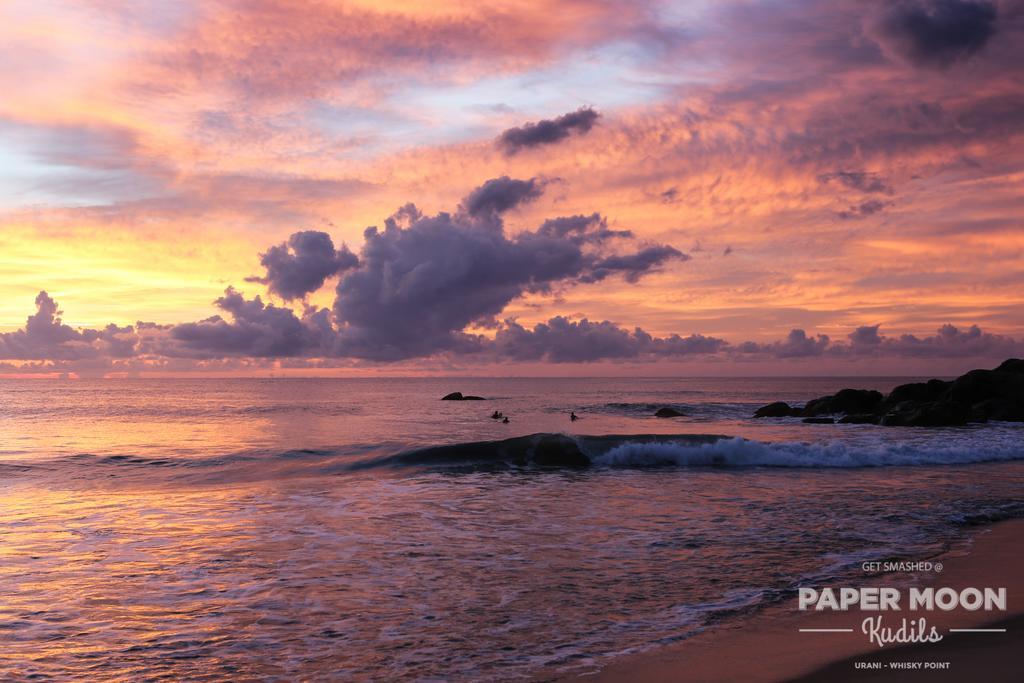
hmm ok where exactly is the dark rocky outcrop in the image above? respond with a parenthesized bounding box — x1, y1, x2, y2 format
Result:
(801, 389, 883, 417)
(654, 407, 686, 418)
(885, 379, 950, 405)
(753, 401, 796, 418)
(880, 400, 971, 427)
(971, 398, 1024, 422)
(997, 358, 1024, 374)
(947, 369, 1024, 406)
(441, 392, 485, 400)
(838, 413, 880, 424)
(752, 358, 1024, 427)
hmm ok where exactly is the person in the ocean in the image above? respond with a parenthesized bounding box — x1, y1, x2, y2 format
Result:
(491, 411, 502, 419)
(502, 417, 509, 423)
(570, 411, 578, 422)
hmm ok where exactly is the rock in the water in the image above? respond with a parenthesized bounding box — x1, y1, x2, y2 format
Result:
(654, 407, 685, 418)
(948, 368, 1024, 406)
(800, 397, 830, 416)
(996, 358, 1024, 374)
(802, 417, 835, 424)
(881, 400, 971, 427)
(838, 413, 880, 424)
(886, 379, 950, 405)
(532, 435, 590, 467)
(972, 397, 1024, 422)
(441, 391, 485, 400)
(833, 388, 884, 413)
(752, 359, 1023, 427)
(802, 389, 883, 416)
(753, 402, 794, 418)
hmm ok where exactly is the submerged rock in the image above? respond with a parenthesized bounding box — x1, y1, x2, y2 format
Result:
(654, 407, 686, 418)
(441, 392, 485, 401)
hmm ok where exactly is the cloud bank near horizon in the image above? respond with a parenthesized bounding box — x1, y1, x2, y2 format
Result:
(4, 282, 1022, 374)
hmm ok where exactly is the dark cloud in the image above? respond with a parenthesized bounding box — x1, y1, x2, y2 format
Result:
(646, 331, 731, 357)
(247, 230, 359, 300)
(660, 187, 680, 203)
(461, 176, 544, 220)
(2, 291, 1023, 369)
(536, 213, 633, 244)
(0, 292, 136, 361)
(735, 329, 832, 358)
(838, 199, 890, 220)
(846, 322, 1024, 358)
(848, 324, 885, 350)
(871, 0, 998, 68)
(331, 178, 686, 359)
(494, 317, 727, 363)
(495, 317, 641, 362)
(584, 246, 687, 283)
(819, 171, 894, 194)
(169, 288, 332, 358)
(732, 323, 1024, 360)
(497, 107, 600, 154)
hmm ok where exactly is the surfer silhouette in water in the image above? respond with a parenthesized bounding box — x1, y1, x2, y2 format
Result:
(491, 410, 503, 419)
(502, 417, 509, 423)
(570, 411, 578, 422)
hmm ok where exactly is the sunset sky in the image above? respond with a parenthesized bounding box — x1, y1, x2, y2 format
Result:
(1, 0, 1022, 376)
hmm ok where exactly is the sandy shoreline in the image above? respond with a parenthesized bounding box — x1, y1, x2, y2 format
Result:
(552, 518, 1024, 683)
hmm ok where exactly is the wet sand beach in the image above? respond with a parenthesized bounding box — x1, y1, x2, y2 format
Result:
(565, 519, 1024, 683)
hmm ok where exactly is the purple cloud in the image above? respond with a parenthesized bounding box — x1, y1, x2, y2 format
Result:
(819, 171, 894, 194)
(837, 199, 890, 220)
(168, 288, 332, 358)
(494, 317, 727, 363)
(330, 177, 686, 360)
(870, 0, 998, 68)
(0, 292, 136, 361)
(247, 230, 359, 300)
(735, 329, 832, 358)
(497, 107, 600, 154)
(461, 176, 544, 220)
(2, 291, 1022, 370)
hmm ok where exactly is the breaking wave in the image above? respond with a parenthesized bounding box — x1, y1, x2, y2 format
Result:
(21, 430, 1024, 483)
(593, 436, 1024, 468)
(354, 431, 1024, 472)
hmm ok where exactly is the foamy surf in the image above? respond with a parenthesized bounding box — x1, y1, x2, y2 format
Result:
(592, 435, 1024, 469)
(351, 429, 1024, 472)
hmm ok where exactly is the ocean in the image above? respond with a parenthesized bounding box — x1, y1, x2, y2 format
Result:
(1, 377, 1022, 680)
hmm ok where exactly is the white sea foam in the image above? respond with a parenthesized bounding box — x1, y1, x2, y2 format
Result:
(592, 435, 1024, 468)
